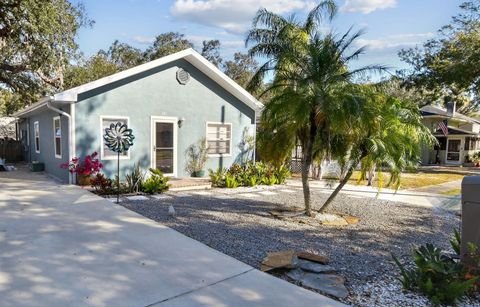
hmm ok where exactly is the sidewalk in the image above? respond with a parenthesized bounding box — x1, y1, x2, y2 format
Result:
(0, 169, 343, 307)
(286, 179, 461, 211)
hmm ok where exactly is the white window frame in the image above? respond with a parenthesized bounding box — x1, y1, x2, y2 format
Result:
(206, 122, 233, 157)
(100, 116, 131, 160)
(34, 121, 40, 153)
(53, 116, 62, 159)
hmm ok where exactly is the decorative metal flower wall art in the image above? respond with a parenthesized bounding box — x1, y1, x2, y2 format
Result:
(104, 122, 135, 153)
(103, 122, 135, 204)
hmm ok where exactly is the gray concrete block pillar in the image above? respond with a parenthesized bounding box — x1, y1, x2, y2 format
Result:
(461, 176, 480, 261)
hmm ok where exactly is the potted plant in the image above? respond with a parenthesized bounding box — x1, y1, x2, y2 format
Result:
(61, 152, 103, 185)
(472, 152, 480, 167)
(185, 138, 208, 177)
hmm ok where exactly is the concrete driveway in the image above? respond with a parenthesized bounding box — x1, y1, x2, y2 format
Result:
(0, 167, 342, 307)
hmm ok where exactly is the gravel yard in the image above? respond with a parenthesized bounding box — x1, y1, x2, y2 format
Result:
(120, 184, 475, 306)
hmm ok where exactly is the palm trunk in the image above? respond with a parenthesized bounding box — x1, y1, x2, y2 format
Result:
(301, 112, 317, 217)
(318, 164, 355, 213)
(367, 165, 376, 186)
(301, 142, 313, 216)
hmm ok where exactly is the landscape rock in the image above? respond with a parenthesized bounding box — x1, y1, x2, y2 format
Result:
(260, 250, 298, 271)
(344, 215, 360, 225)
(322, 219, 349, 227)
(297, 259, 336, 273)
(315, 213, 340, 222)
(286, 269, 349, 299)
(297, 251, 329, 264)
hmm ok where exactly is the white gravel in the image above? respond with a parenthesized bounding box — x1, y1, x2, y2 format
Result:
(121, 184, 476, 306)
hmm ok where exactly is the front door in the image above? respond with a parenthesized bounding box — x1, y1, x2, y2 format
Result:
(152, 117, 177, 176)
(446, 139, 461, 163)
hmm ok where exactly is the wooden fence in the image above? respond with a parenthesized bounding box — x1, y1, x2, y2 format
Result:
(0, 139, 23, 162)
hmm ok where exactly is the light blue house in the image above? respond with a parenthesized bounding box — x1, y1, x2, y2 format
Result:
(14, 49, 263, 183)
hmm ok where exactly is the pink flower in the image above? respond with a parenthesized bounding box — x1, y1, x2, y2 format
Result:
(60, 152, 103, 176)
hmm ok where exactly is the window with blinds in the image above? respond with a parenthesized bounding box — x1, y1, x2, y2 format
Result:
(53, 117, 61, 158)
(34, 121, 40, 153)
(206, 123, 232, 155)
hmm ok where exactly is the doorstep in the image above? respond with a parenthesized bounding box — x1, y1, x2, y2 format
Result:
(168, 177, 211, 192)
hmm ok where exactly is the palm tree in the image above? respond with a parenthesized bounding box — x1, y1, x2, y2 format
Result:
(246, 1, 385, 216)
(317, 85, 436, 213)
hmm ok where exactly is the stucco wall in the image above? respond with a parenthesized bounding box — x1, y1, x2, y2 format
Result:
(74, 59, 256, 179)
(22, 106, 71, 182)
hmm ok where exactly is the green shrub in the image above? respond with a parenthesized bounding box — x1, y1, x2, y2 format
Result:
(142, 168, 169, 194)
(274, 164, 290, 184)
(209, 168, 226, 187)
(261, 175, 277, 185)
(228, 163, 243, 177)
(393, 243, 477, 305)
(208, 162, 289, 188)
(113, 175, 129, 194)
(450, 228, 461, 255)
(225, 173, 239, 188)
(246, 174, 259, 186)
(125, 164, 145, 193)
(90, 173, 113, 195)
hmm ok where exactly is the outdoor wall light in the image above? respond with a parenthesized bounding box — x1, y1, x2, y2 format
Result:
(178, 117, 186, 128)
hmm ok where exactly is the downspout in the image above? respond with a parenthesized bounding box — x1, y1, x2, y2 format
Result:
(46, 96, 75, 184)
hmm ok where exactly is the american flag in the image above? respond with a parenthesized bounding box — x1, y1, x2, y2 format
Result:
(438, 119, 448, 136)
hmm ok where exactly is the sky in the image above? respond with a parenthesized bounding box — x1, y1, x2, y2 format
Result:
(72, 0, 460, 76)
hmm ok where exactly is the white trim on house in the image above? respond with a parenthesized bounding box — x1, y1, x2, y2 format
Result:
(53, 116, 62, 159)
(34, 121, 40, 153)
(205, 121, 233, 157)
(99, 116, 131, 160)
(150, 116, 178, 177)
(70, 103, 76, 184)
(14, 49, 263, 118)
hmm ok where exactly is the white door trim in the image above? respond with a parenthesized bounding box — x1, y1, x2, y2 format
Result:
(445, 138, 462, 164)
(150, 116, 178, 177)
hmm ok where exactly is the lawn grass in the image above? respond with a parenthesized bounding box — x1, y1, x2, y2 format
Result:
(348, 171, 465, 190)
(439, 188, 462, 196)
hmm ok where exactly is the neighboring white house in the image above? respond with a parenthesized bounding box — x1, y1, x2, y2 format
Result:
(420, 104, 480, 165)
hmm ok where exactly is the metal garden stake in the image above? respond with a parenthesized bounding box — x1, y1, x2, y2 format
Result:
(103, 122, 135, 203)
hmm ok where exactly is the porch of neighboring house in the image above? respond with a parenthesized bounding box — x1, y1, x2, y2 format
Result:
(423, 132, 480, 166)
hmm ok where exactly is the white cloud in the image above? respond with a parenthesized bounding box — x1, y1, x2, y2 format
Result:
(356, 32, 434, 50)
(170, 0, 316, 34)
(341, 0, 396, 14)
(132, 35, 155, 45)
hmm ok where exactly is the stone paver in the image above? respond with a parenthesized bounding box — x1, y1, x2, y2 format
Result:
(258, 190, 278, 196)
(125, 195, 149, 201)
(237, 193, 260, 198)
(0, 168, 343, 307)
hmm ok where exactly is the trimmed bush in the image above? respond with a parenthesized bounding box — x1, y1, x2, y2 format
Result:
(208, 162, 290, 188)
(142, 168, 169, 194)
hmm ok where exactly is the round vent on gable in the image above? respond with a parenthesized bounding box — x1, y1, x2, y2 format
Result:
(176, 68, 190, 85)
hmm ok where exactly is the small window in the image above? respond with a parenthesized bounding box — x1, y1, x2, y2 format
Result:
(53, 117, 62, 158)
(101, 117, 130, 159)
(34, 121, 40, 153)
(206, 122, 232, 156)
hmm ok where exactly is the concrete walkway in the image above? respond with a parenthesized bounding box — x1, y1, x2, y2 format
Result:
(0, 169, 342, 307)
(286, 179, 462, 211)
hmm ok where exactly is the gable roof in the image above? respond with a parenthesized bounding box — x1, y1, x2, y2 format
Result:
(14, 48, 263, 117)
(420, 105, 480, 124)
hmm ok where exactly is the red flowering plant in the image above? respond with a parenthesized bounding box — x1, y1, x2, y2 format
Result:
(60, 152, 103, 176)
